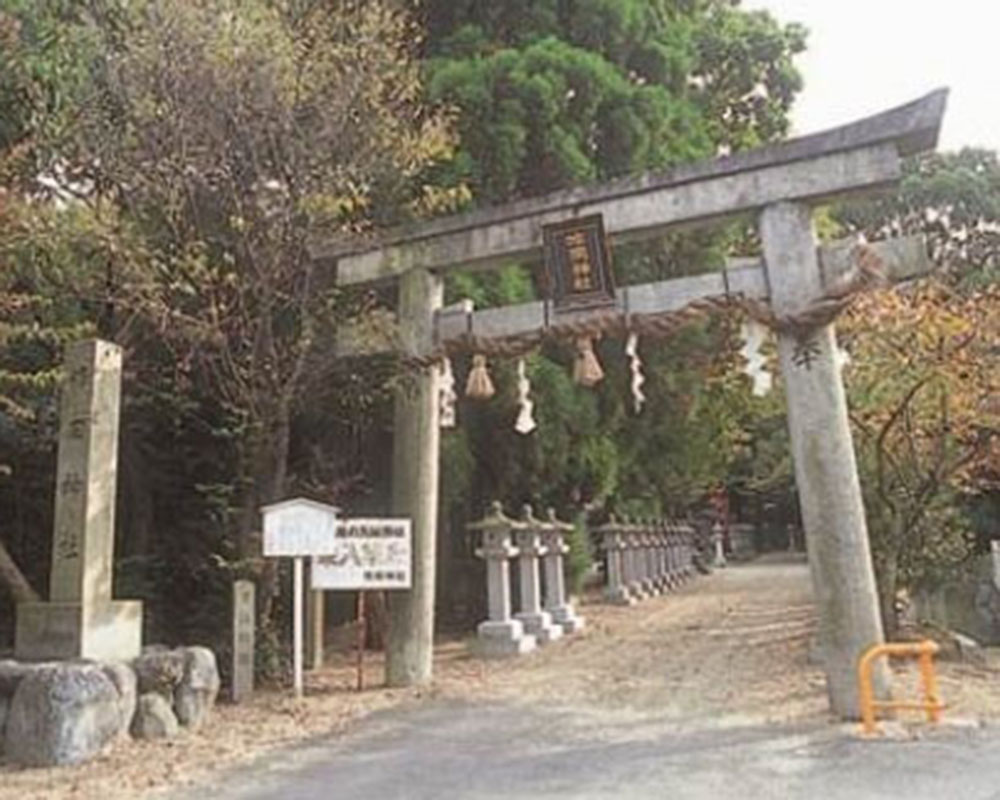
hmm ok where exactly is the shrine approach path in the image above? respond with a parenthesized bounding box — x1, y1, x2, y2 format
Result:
(165, 554, 1000, 800)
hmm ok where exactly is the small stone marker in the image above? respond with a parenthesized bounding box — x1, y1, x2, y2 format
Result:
(991, 541, 1000, 592)
(712, 523, 727, 568)
(306, 586, 325, 672)
(232, 580, 255, 703)
(16, 339, 142, 662)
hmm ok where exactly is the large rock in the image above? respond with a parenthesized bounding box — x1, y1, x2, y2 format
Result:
(101, 661, 138, 734)
(0, 659, 41, 697)
(0, 693, 9, 749)
(174, 647, 220, 730)
(130, 692, 179, 740)
(132, 647, 186, 698)
(4, 663, 127, 766)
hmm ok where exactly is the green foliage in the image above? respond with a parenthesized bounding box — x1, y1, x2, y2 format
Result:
(0, 0, 811, 648)
(835, 149, 1000, 288)
(565, 516, 593, 596)
(833, 153, 1000, 630)
(427, 35, 710, 200)
(0, 0, 455, 646)
(428, 1, 805, 546)
(423, 0, 804, 202)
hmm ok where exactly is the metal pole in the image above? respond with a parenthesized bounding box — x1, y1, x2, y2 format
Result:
(357, 591, 366, 692)
(293, 556, 304, 699)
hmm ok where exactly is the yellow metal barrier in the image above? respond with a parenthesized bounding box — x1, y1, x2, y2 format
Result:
(857, 640, 945, 735)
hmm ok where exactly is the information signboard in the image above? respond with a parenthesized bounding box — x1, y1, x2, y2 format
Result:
(261, 498, 339, 557)
(311, 518, 412, 590)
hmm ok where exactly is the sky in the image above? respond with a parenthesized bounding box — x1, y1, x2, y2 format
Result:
(746, 0, 999, 152)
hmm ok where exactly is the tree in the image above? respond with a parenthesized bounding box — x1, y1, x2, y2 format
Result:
(840, 282, 1000, 635)
(836, 149, 1000, 288)
(0, 1, 106, 607)
(0, 0, 457, 648)
(422, 0, 805, 201)
(58, 0, 456, 556)
(833, 149, 1000, 633)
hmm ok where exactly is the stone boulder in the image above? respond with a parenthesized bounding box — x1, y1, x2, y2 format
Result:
(0, 693, 9, 747)
(132, 647, 186, 698)
(0, 658, 40, 697)
(174, 647, 220, 730)
(101, 661, 138, 735)
(130, 692, 179, 740)
(4, 663, 130, 766)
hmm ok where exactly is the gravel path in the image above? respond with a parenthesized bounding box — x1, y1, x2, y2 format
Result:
(431, 553, 828, 726)
(9, 554, 1000, 799)
(162, 556, 1000, 800)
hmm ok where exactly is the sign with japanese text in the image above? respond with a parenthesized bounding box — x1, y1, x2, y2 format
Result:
(261, 498, 339, 557)
(542, 214, 616, 311)
(311, 519, 412, 590)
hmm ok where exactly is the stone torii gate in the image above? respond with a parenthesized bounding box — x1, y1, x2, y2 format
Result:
(316, 90, 948, 718)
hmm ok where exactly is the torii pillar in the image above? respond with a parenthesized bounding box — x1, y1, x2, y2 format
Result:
(760, 202, 891, 717)
(387, 268, 443, 686)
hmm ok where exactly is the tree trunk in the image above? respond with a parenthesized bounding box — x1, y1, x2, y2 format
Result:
(252, 406, 293, 627)
(877, 550, 900, 641)
(0, 539, 40, 604)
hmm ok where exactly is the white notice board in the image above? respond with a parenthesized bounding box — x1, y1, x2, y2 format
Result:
(262, 498, 339, 557)
(311, 518, 411, 590)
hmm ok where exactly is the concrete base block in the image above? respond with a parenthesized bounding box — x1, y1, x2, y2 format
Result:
(515, 611, 563, 645)
(605, 587, 636, 606)
(628, 584, 650, 601)
(475, 620, 537, 658)
(550, 607, 585, 635)
(16, 601, 143, 662)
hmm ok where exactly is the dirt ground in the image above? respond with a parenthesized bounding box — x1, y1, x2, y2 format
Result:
(4, 555, 999, 800)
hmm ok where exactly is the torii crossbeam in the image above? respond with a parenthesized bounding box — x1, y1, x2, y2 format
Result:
(317, 90, 949, 719)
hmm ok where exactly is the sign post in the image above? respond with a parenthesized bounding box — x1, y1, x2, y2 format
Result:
(311, 517, 412, 691)
(261, 498, 340, 699)
(262, 502, 412, 697)
(356, 591, 366, 691)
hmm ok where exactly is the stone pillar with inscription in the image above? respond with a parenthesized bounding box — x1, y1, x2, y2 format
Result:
(16, 340, 143, 661)
(305, 579, 325, 671)
(712, 522, 727, 568)
(232, 580, 255, 703)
